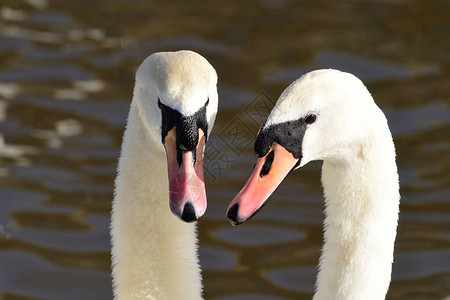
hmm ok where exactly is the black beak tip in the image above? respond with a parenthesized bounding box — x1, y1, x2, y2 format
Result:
(227, 203, 243, 226)
(181, 202, 197, 223)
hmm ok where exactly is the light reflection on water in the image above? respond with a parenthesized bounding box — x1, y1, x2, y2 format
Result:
(0, 0, 449, 299)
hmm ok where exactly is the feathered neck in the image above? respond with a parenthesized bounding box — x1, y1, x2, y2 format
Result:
(313, 124, 400, 300)
(111, 102, 202, 300)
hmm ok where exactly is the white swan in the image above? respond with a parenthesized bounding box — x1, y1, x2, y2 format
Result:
(227, 69, 400, 300)
(111, 50, 218, 299)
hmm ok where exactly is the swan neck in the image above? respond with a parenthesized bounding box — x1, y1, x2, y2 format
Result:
(314, 135, 400, 300)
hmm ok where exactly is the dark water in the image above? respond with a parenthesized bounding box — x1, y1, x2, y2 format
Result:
(0, 0, 449, 299)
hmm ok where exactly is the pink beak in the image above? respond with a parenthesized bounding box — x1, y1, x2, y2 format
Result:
(227, 143, 299, 225)
(165, 129, 207, 222)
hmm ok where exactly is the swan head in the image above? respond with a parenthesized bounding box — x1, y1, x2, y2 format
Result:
(227, 69, 380, 225)
(134, 50, 218, 222)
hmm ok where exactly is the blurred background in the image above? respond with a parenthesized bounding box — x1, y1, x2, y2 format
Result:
(0, 0, 449, 299)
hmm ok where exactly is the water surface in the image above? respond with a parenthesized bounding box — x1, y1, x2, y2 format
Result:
(0, 0, 449, 299)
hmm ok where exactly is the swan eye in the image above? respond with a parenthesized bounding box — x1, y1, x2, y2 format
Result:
(305, 114, 316, 124)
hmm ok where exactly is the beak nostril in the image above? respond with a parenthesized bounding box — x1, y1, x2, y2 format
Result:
(192, 148, 197, 165)
(176, 146, 182, 167)
(260, 150, 274, 178)
(181, 202, 197, 222)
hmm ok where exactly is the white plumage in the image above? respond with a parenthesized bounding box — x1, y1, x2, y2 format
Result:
(228, 69, 400, 300)
(111, 50, 217, 300)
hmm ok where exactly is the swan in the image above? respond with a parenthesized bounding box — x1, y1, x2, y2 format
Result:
(111, 50, 218, 299)
(227, 69, 400, 300)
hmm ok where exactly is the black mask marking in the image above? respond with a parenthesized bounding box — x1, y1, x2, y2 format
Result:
(254, 117, 308, 159)
(159, 98, 208, 164)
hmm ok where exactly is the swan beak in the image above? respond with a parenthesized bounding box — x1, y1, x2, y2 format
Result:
(165, 130, 207, 222)
(227, 143, 298, 225)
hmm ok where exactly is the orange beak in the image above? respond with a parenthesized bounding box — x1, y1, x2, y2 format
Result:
(165, 129, 207, 222)
(227, 143, 299, 225)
